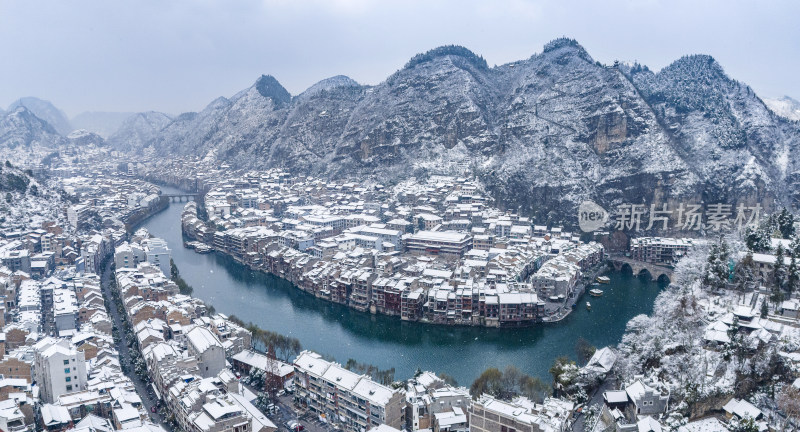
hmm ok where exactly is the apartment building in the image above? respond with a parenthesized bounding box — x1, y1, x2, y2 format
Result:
(294, 351, 405, 432)
(186, 327, 226, 378)
(468, 395, 574, 432)
(629, 237, 693, 265)
(406, 232, 473, 257)
(33, 338, 88, 403)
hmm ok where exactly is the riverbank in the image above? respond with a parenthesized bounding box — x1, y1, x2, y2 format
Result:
(145, 186, 664, 384)
(123, 195, 169, 233)
(180, 201, 621, 330)
(541, 263, 610, 323)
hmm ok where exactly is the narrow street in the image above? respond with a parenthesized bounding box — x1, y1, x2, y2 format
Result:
(100, 259, 169, 429)
(241, 382, 338, 432)
(571, 377, 616, 432)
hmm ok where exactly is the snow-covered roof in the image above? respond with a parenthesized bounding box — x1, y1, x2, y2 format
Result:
(604, 390, 628, 404)
(585, 347, 617, 374)
(722, 398, 763, 419)
(677, 417, 727, 432)
(637, 416, 662, 432)
(352, 376, 397, 406)
(186, 327, 222, 353)
(625, 379, 655, 402)
(41, 403, 71, 426)
(368, 425, 402, 432)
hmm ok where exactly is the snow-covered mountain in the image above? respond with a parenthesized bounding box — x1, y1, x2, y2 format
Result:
(295, 75, 360, 101)
(107, 111, 173, 153)
(0, 163, 69, 230)
(763, 96, 800, 122)
(7, 97, 72, 135)
(148, 97, 232, 156)
(71, 111, 135, 138)
(66, 129, 106, 147)
(124, 40, 797, 221)
(0, 106, 67, 153)
(10, 39, 796, 222)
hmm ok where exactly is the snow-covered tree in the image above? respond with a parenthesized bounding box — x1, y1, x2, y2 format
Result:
(745, 225, 771, 252)
(772, 244, 787, 303)
(703, 240, 730, 290)
(734, 253, 757, 291)
(788, 254, 799, 294)
(790, 235, 800, 257)
(777, 385, 800, 430)
(729, 416, 760, 432)
(775, 207, 796, 239)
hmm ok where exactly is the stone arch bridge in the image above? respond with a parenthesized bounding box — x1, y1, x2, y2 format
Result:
(161, 193, 200, 203)
(608, 255, 673, 282)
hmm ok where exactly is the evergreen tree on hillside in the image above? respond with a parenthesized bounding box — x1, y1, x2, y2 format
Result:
(774, 243, 786, 289)
(790, 235, 800, 258)
(704, 240, 730, 290)
(776, 208, 796, 239)
(788, 254, 799, 294)
(734, 253, 757, 291)
(745, 226, 771, 252)
(772, 244, 787, 305)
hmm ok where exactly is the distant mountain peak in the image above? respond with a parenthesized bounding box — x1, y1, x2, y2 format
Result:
(541, 37, 592, 62)
(404, 45, 488, 70)
(7, 96, 72, 135)
(297, 75, 360, 100)
(71, 111, 135, 138)
(763, 95, 800, 121)
(208, 96, 230, 107)
(255, 75, 291, 106)
(662, 54, 726, 79)
(5, 105, 59, 135)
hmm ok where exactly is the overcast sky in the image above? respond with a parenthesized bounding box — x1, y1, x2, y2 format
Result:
(1, 0, 798, 117)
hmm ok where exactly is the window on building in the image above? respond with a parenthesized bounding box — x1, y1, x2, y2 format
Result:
(64, 368, 71, 373)
(66, 377, 71, 382)
(63, 360, 69, 365)
(66, 385, 72, 391)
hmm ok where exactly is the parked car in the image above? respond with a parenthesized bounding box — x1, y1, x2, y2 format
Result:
(277, 389, 286, 397)
(285, 421, 304, 431)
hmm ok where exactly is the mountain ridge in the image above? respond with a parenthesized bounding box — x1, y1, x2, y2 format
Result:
(4, 39, 799, 223)
(114, 40, 800, 222)
(7, 97, 72, 135)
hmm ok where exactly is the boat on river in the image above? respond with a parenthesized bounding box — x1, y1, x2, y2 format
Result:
(586, 302, 592, 310)
(589, 288, 604, 297)
(596, 276, 611, 284)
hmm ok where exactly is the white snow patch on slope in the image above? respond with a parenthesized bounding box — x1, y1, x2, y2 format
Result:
(763, 96, 800, 121)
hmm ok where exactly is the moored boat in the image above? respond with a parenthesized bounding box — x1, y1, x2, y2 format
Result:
(596, 276, 611, 284)
(589, 288, 604, 297)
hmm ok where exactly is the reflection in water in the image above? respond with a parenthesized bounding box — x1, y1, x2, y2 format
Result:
(144, 187, 665, 384)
